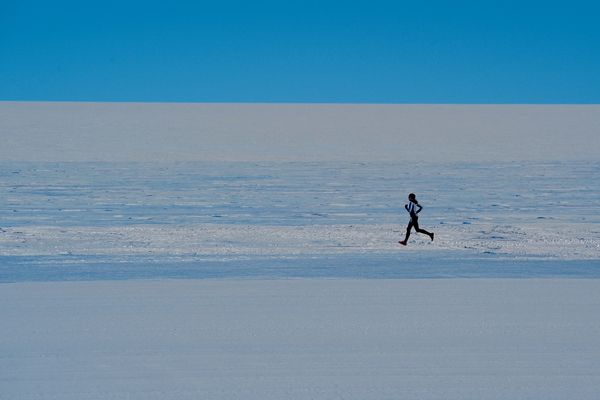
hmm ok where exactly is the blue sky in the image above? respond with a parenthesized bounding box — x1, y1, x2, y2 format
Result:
(1, 0, 598, 103)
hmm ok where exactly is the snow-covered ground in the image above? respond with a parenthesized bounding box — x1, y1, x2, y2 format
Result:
(3, 279, 600, 400)
(2, 103, 599, 163)
(1, 103, 599, 398)
(1, 161, 598, 281)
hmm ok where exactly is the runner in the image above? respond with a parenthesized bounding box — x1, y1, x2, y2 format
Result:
(399, 193, 434, 245)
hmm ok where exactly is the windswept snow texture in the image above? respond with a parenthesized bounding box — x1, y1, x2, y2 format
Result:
(2, 103, 599, 163)
(3, 279, 600, 400)
(1, 161, 599, 281)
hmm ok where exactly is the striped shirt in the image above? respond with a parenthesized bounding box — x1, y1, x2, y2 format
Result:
(406, 200, 421, 216)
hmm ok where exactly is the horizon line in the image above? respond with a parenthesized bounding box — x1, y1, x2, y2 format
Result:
(2, 100, 599, 106)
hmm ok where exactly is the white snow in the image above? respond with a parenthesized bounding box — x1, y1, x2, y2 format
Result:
(1, 160, 598, 275)
(2, 279, 600, 399)
(1, 102, 599, 162)
(1, 102, 600, 398)
(1, 222, 598, 261)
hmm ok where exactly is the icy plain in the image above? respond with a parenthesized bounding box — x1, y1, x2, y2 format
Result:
(3, 279, 600, 400)
(1, 160, 598, 281)
(1, 102, 600, 399)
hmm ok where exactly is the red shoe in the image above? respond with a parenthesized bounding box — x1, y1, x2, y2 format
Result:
(399, 240, 407, 246)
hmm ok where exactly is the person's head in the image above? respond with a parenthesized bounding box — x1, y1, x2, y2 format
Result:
(408, 193, 416, 202)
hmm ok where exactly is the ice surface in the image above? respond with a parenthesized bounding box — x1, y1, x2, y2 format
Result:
(1, 102, 599, 162)
(1, 103, 600, 399)
(0, 161, 598, 281)
(3, 279, 600, 400)
(1, 102, 598, 281)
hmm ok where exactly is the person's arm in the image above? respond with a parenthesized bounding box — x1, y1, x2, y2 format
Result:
(416, 204, 423, 214)
(405, 204, 409, 212)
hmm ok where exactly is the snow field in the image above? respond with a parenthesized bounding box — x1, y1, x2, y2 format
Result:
(0, 222, 598, 260)
(2, 279, 600, 400)
(1, 160, 598, 274)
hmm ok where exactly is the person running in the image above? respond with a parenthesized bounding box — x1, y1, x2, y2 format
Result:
(399, 193, 434, 245)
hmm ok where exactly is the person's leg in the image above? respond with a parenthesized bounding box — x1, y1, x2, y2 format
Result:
(414, 219, 434, 240)
(399, 220, 414, 245)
